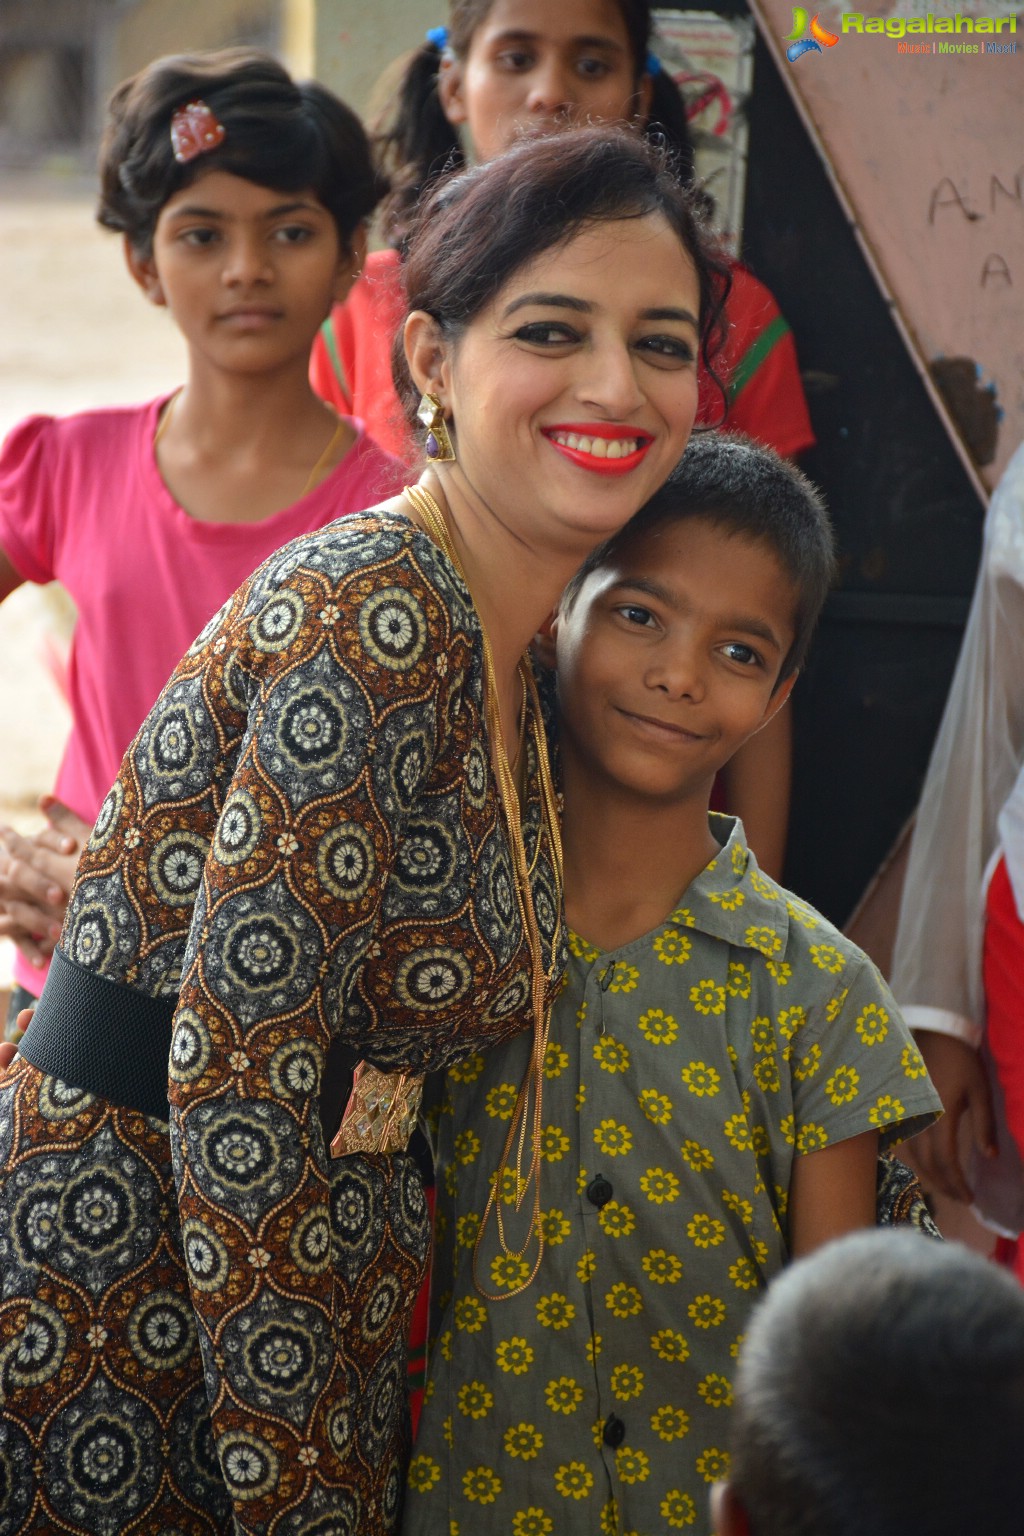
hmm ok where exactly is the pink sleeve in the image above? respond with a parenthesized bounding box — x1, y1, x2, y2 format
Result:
(0, 415, 60, 584)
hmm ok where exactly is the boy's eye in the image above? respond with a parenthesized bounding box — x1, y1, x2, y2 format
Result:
(636, 334, 697, 369)
(617, 604, 656, 628)
(721, 642, 760, 666)
(512, 321, 580, 347)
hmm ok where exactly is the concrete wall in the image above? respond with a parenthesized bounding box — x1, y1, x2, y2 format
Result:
(285, 0, 438, 116)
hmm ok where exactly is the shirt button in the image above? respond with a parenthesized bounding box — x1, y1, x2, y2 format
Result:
(587, 1175, 613, 1207)
(602, 1414, 626, 1448)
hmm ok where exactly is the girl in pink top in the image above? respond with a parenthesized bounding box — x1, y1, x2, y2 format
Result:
(0, 50, 405, 1032)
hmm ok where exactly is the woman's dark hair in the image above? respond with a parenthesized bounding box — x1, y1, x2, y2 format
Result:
(392, 126, 730, 428)
(376, 0, 695, 244)
(97, 47, 384, 258)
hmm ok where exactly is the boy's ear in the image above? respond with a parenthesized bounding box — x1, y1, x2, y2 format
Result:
(124, 236, 165, 307)
(761, 669, 797, 727)
(531, 611, 559, 672)
(711, 1481, 753, 1536)
(437, 55, 469, 128)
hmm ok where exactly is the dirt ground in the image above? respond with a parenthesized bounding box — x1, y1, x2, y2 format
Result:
(0, 171, 187, 986)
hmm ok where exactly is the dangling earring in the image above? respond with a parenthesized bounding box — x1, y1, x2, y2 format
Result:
(417, 392, 456, 462)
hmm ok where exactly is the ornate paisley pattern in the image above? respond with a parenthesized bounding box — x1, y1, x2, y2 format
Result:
(0, 512, 563, 1535)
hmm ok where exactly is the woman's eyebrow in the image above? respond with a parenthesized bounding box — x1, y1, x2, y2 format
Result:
(502, 292, 592, 316)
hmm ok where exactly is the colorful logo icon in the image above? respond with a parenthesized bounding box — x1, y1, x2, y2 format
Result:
(785, 8, 840, 59)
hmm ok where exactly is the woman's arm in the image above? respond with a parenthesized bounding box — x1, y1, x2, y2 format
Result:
(788, 1128, 879, 1257)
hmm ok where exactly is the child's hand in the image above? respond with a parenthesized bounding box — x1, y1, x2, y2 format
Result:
(910, 1031, 996, 1203)
(0, 1038, 18, 1071)
(0, 800, 88, 967)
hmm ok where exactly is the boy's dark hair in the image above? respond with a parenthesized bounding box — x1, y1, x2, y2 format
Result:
(374, 0, 696, 245)
(727, 1229, 1024, 1536)
(97, 48, 384, 258)
(561, 433, 835, 682)
(393, 125, 730, 432)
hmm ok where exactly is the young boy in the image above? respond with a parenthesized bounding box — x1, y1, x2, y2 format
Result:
(403, 435, 942, 1536)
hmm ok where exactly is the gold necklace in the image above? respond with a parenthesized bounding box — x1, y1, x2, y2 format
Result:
(152, 391, 345, 497)
(404, 483, 563, 1298)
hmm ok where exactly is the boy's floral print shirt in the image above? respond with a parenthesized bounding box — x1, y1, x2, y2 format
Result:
(405, 816, 941, 1536)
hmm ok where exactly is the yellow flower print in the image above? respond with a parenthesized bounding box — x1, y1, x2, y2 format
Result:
(721, 1190, 754, 1224)
(753, 1056, 781, 1093)
(545, 1041, 569, 1078)
(793, 1043, 823, 1081)
(689, 979, 727, 1016)
(577, 1168, 588, 1196)
(642, 1248, 684, 1284)
(554, 1461, 594, 1499)
(709, 887, 745, 912)
(810, 942, 845, 975)
(774, 1181, 789, 1214)
(407, 1455, 441, 1493)
(606, 1282, 644, 1318)
(576, 1249, 597, 1283)
(729, 1333, 745, 1359)
(687, 1213, 727, 1249)
(696, 1448, 730, 1483)
(593, 1035, 630, 1073)
(499, 1166, 528, 1205)
(450, 1052, 484, 1083)
(576, 999, 588, 1029)
(751, 1237, 770, 1264)
(680, 1139, 715, 1172)
(576, 1085, 586, 1111)
(455, 1296, 487, 1332)
(727, 1043, 738, 1067)
(585, 1333, 603, 1364)
(457, 1212, 481, 1249)
(458, 1381, 494, 1419)
(723, 1114, 754, 1152)
(727, 962, 752, 998)
(698, 1374, 734, 1408)
(463, 1466, 502, 1504)
(766, 959, 792, 986)
(605, 961, 640, 993)
(439, 1330, 453, 1361)
(688, 1294, 727, 1328)
(540, 1209, 571, 1246)
(485, 1083, 518, 1120)
(545, 1377, 585, 1414)
(594, 1119, 633, 1157)
(454, 1129, 481, 1164)
(610, 1364, 645, 1401)
(504, 1423, 544, 1460)
(869, 1094, 906, 1127)
(785, 898, 818, 928)
(826, 1065, 860, 1105)
(651, 1405, 690, 1441)
(653, 929, 693, 965)
(600, 1501, 618, 1535)
(776, 1005, 807, 1041)
(731, 840, 746, 875)
(750, 1015, 775, 1053)
(536, 1292, 575, 1331)
(569, 930, 600, 962)
(444, 1164, 458, 1198)
(512, 1512, 554, 1536)
(640, 1167, 681, 1204)
(901, 1043, 927, 1078)
(638, 1008, 678, 1045)
(744, 925, 782, 957)
(728, 1257, 759, 1291)
(540, 1125, 570, 1162)
(681, 1061, 721, 1097)
(825, 986, 849, 1022)
(639, 1089, 674, 1125)
(779, 1114, 795, 1147)
(749, 869, 777, 899)
(856, 1003, 890, 1046)
(796, 1123, 829, 1153)
(651, 1328, 690, 1363)
(496, 1336, 534, 1375)
(661, 1490, 698, 1528)
(751, 1123, 770, 1156)
(615, 1446, 651, 1484)
(490, 1252, 533, 1291)
(598, 1201, 636, 1238)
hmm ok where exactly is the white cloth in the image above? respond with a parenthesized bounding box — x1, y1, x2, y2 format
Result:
(891, 440, 1024, 1232)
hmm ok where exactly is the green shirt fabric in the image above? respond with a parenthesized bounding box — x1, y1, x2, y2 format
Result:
(404, 816, 942, 1536)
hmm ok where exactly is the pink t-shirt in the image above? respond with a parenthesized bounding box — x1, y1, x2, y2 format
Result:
(0, 396, 407, 994)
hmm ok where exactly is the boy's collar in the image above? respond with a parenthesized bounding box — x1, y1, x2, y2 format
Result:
(666, 815, 794, 959)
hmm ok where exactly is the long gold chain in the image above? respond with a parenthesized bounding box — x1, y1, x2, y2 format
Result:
(404, 484, 563, 1298)
(153, 390, 345, 497)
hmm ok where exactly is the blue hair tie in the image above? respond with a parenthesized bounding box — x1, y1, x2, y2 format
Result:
(645, 49, 663, 75)
(426, 25, 449, 50)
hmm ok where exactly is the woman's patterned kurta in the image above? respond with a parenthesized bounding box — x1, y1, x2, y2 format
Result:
(0, 511, 562, 1536)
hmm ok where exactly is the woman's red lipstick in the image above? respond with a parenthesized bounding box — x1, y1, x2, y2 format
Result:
(542, 423, 654, 477)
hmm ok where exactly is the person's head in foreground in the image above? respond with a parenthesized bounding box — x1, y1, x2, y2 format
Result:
(551, 433, 834, 810)
(713, 1228, 1024, 1536)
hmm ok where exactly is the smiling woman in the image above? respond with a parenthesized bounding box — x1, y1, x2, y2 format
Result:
(0, 124, 725, 1536)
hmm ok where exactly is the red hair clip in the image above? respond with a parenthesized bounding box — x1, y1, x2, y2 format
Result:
(170, 99, 226, 164)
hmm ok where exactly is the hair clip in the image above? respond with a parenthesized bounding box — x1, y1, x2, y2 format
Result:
(426, 25, 450, 50)
(645, 49, 663, 76)
(170, 99, 226, 164)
